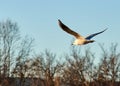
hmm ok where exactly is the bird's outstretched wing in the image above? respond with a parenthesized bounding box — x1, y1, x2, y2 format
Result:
(85, 28, 107, 40)
(58, 19, 83, 39)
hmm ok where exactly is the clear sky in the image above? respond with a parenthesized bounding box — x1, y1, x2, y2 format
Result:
(0, 0, 120, 60)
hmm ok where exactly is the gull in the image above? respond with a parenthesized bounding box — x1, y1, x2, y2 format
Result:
(58, 19, 107, 45)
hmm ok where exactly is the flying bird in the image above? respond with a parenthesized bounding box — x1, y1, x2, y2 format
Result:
(58, 19, 107, 45)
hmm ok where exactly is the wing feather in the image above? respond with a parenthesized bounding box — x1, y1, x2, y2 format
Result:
(85, 28, 107, 40)
(58, 19, 82, 39)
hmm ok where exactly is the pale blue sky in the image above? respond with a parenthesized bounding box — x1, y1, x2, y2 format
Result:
(0, 1, 120, 60)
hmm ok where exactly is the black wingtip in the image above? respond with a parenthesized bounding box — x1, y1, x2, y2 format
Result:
(58, 19, 63, 26)
(58, 19, 61, 23)
(105, 28, 108, 31)
(103, 28, 108, 32)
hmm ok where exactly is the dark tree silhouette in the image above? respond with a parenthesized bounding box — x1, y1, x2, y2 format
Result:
(0, 20, 20, 77)
(0, 20, 34, 79)
(61, 46, 95, 86)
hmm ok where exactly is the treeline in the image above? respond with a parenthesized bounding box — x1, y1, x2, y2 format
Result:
(0, 20, 120, 86)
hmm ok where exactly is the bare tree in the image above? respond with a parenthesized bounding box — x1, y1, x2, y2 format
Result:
(0, 20, 20, 77)
(92, 43, 120, 86)
(0, 19, 34, 86)
(61, 46, 95, 86)
(22, 50, 64, 86)
(36, 50, 64, 86)
(12, 37, 34, 76)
